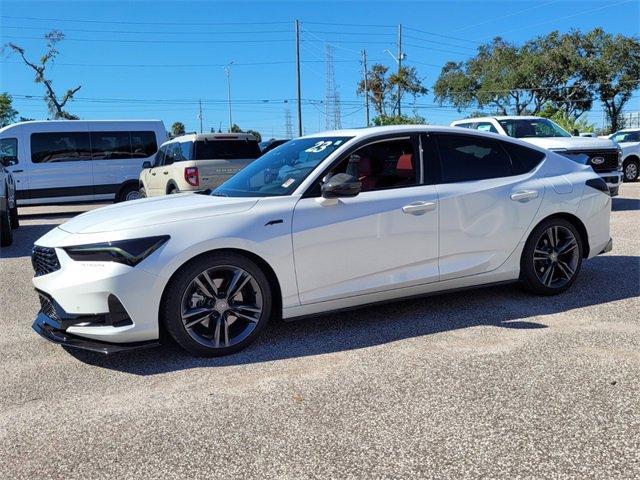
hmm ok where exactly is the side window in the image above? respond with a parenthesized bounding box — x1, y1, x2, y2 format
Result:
(154, 146, 167, 166)
(328, 138, 417, 193)
(503, 142, 545, 174)
(31, 132, 91, 163)
(0, 138, 19, 166)
(131, 131, 158, 158)
(475, 122, 498, 134)
(90, 131, 131, 160)
(164, 143, 181, 165)
(436, 134, 513, 183)
(179, 142, 192, 161)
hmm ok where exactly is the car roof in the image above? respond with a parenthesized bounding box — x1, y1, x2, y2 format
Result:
(452, 116, 544, 123)
(168, 132, 258, 143)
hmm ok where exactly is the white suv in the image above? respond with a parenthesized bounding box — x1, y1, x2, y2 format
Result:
(139, 133, 261, 197)
(451, 116, 623, 196)
(609, 128, 640, 182)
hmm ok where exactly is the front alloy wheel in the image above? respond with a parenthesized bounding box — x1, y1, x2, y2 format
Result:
(521, 219, 583, 295)
(624, 159, 639, 182)
(163, 253, 272, 356)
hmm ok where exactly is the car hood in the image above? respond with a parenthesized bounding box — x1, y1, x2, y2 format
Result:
(521, 136, 617, 151)
(58, 193, 259, 234)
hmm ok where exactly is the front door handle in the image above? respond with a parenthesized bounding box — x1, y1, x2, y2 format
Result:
(510, 190, 539, 202)
(402, 201, 437, 215)
(11, 169, 24, 173)
(163, 171, 169, 175)
(151, 172, 156, 176)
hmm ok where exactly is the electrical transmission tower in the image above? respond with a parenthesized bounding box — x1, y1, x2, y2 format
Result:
(284, 108, 293, 138)
(324, 45, 342, 130)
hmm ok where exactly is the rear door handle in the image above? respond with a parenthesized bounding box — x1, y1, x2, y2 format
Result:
(163, 171, 169, 175)
(11, 169, 24, 173)
(402, 201, 437, 215)
(510, 190, 539, 202)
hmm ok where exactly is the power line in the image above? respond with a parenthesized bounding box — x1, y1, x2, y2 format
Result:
(0, 59, 357, 68)
(402, 26, 481, 46)
(452, 0, 562, 33)
(0, 25, 292, 35)
(0, 14, 291, 26)
(3, 35, 292, 44)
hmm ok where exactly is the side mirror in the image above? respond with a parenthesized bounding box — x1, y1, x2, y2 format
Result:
(0, 155, 16, 167)
(142, 161, 152, 169)
(321, 173, 361, 199)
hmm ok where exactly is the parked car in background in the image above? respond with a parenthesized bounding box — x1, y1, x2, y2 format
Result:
(259, 138, 290, 155)
(0, 149, 19, 247)
(608, 128, 640, 182)
(139, 132, 261, 197)
(31, 126, 612, 356)
(0, 120, 166, 205)
(451, 116, 623, 196)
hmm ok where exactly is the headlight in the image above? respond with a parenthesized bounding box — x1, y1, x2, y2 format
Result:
(64, 236, 169, 266)
(618, 148, 623, 171)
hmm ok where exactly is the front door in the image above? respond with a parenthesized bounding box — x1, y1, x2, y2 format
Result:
(292, 135, 439, 305)
(433, 133, 544, 280)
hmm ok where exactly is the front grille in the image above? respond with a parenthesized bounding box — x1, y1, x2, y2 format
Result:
(38, 294, 60, 321)
(31, 246, 61, 276)
(567, 149, 619, 172)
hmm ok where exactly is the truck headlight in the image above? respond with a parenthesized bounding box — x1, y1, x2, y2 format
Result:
(618, 148, 623, 171)
(64, 236, 169, 266)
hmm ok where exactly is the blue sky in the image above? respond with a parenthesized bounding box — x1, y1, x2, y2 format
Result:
(2, 0, 639, 137)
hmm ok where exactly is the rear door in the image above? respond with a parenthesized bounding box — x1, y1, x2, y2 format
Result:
(433, 133, 544, 280)
(194, 137, 261, 189)
(25, 123, 94, 203)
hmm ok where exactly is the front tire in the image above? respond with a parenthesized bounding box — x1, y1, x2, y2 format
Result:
(0, 206, 13, 247)
(520, 218, 583, 295)
(623, 158, 639, 182)
(9, 205, 19, 229)
(162, 252, 272, 356)
(138, 187, 147, 198)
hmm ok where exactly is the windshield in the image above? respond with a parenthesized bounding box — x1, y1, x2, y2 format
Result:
(611, 131, 640, 143)
(498, 118, 571, 138)
(212, 136, 352, 197)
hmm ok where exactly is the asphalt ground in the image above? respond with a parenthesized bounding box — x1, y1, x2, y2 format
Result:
(1, 185, 639, 479)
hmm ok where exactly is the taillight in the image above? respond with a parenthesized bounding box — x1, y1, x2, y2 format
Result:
(184, 167, 199, 187)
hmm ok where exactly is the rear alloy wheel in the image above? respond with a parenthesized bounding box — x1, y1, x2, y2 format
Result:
(623, 159, 639, 182)
(521, 219, 582, 295)
(163, 253, 272, 356)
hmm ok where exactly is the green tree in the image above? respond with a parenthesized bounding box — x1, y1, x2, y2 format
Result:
(171, 121, 186, 137)
(0, 93, 18, 127)
(230, 124, 243, 133)
(245, 129, 262, 142)
(4, 31, 80, 120)
(539, 104, 595, 134)
(580, 28, 640, 132)
(372, 113, 426, 126)
(357, 64, 427, 116)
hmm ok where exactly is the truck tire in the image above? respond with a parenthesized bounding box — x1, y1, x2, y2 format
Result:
(9, 205, 19, 229)
(1, 206, 13, 247)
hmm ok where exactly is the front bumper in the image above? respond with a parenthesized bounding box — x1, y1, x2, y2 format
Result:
(599, 237, 613, 255)
(33, 312, 160, 354)
(598, 171, 622, 196)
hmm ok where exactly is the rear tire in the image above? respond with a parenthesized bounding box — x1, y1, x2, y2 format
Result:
(520, 218, 583, 296)
(9, 205, 19, 229)
(0, 206, 13, 247)
(162, 252, 272, 356)
(117, 183, 142, 202)
(139, 187, 147, 198)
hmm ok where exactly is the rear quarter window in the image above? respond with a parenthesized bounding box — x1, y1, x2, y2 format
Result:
(503, 142, 546, 174)
(194, 140, 261, 160)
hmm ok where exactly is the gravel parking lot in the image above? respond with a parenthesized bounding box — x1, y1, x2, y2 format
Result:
(1, 185, 639, 480)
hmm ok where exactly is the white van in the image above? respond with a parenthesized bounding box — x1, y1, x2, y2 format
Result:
(0, 120, 166, 205)
(139, 132, 261, 197)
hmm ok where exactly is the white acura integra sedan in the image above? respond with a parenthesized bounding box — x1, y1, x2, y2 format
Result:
(31, 126, 612, 356)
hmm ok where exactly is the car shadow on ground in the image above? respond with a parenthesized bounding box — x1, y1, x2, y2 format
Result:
(0, 222, 63, 259)
(67, 253, 640, 376)
(612, 196, 640, 211)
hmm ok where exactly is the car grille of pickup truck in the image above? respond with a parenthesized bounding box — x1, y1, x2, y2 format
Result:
(32, 246, 61, 277)
(568, 150, 619, 173)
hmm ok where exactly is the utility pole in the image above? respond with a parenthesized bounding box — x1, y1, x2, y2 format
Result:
(362, 49, 370, 126)
(295, 19, 302, 136)
(198, 99, 203, 133)
(225, 62, 233, 132)
(397, 24, 403, 116)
